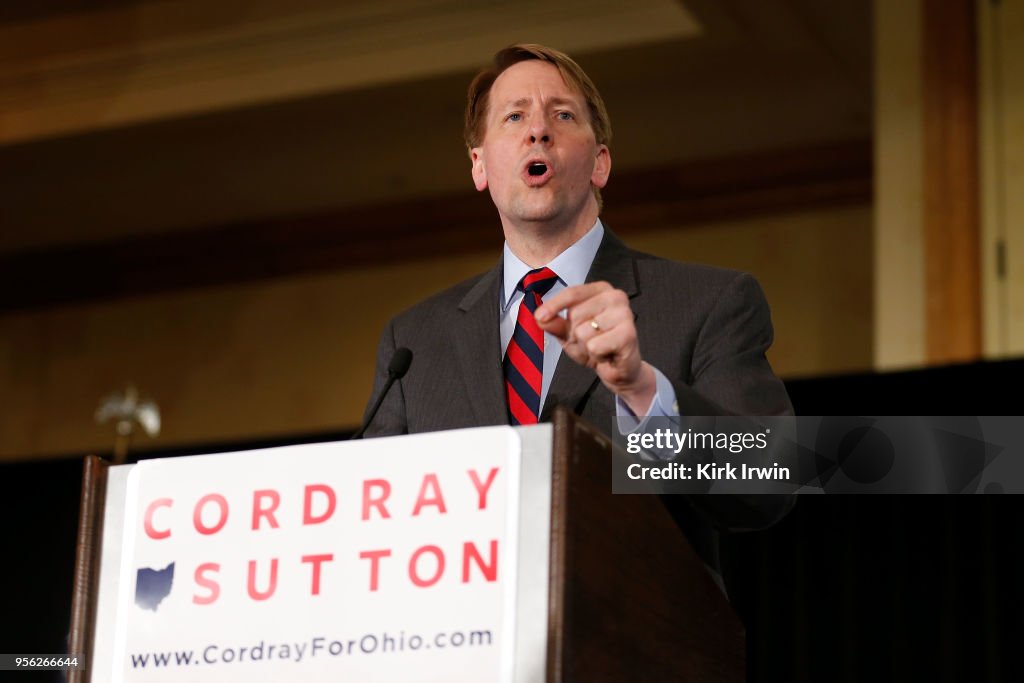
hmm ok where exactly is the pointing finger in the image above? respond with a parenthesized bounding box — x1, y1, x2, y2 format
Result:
(535, 282, 613, 322)
(537, 313, 570, 340)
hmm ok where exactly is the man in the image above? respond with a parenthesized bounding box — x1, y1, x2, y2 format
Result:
(363, 43, 792, 443)
(361, 45, 794, 578)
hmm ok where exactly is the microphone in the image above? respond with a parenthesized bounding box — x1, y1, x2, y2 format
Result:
(352, 347, 413, 439)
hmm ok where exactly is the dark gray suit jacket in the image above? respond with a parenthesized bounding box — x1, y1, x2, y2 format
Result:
(365, 229, 791, 431)
(363, 229, 794, 559)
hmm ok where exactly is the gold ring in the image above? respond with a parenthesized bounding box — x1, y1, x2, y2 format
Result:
(590, 319, 601, 331)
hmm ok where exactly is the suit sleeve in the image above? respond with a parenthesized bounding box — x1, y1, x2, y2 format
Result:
(669, 272, 795, 531)
(673, 271, 793, 417)
(361, 318, 409, 437)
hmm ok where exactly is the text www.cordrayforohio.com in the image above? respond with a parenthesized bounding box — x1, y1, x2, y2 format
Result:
(129, 629, 494, 669)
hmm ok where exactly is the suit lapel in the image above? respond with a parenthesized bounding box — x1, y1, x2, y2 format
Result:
(540, 228, 639, 421)
(454, 262, 509, 426)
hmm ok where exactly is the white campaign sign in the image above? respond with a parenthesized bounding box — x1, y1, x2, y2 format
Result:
(96, 427, 522, 682)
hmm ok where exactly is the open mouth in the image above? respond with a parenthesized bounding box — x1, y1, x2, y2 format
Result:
(528, 162, 548, 177)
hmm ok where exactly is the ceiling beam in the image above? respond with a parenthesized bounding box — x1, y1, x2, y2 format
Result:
(0, 0, 699, 145)
(0, 140, 870, 313)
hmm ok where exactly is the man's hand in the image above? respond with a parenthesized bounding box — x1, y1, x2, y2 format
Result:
(535, 281, 657, 415)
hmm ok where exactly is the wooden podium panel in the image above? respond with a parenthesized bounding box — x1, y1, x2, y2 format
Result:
(547, 408, 745, 682)
(69, 454, 108, 683)
(68, 412, 743, 681)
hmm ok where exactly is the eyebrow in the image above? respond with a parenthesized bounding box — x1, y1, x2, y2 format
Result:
(502, 96, 579, 109)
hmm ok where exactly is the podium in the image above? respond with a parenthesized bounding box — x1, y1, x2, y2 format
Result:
(69, 407, 744, 682)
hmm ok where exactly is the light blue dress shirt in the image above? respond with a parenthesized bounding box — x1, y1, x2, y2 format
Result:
(499, 219, 679, 430)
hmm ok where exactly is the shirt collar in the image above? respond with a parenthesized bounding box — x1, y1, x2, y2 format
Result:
(501, 219, 605, 308)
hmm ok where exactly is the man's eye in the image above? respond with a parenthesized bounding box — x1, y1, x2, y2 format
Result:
(557, 111, 574, 121)
(506, 113, 522, 122)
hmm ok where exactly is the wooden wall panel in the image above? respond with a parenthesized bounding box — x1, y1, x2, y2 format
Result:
(922, 0, 982, 363)
(0, 203, 871, 461)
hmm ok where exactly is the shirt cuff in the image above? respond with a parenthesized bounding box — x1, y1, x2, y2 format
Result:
(614, 366, 680, 434)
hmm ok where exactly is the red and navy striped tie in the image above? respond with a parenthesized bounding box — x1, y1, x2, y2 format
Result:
(504, 267, 559, 425)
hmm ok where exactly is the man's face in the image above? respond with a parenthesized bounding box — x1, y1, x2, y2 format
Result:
(470, 60, 610, 233)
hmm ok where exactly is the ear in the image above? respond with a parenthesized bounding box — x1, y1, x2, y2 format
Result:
(470, 148, 488, 192)
(590, 144, 611, 189)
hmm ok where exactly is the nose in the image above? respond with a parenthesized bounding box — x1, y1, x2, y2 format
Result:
(528, 117, 550, 145)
